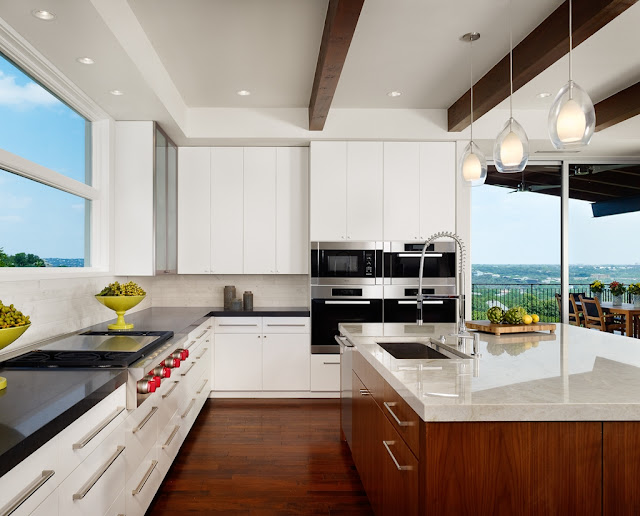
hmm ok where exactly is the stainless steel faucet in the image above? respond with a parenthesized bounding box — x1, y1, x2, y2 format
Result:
(416, 231, 468, 335)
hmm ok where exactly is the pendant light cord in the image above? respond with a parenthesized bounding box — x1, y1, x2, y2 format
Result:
(470, 37, 474, 143)
(569, 0, 573, 84)
(509, 0, 513, 122)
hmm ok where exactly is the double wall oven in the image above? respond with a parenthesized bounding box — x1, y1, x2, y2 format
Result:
(311, 241, 458, 353)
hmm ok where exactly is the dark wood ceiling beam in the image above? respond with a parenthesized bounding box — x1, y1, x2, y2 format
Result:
(594, 81, 640, 131)
(447, 0, 638, 132)
(308, 0, 365, 131)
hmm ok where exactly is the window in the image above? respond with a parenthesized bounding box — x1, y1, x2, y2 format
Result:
(0, 51, 95, 268)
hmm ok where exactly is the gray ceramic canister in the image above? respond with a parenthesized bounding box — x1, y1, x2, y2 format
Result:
(224, 286, 236, 310)
(243, 291, 254, 311)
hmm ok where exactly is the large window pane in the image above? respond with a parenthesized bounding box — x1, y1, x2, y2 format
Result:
(0, 170, 88, 267)
(0, 53, 90, 184)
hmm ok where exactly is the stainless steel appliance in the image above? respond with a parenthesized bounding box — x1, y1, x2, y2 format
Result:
(311, 242, 383, 285)
(383, 241, 456, 285)
(384, 285, 457, 323)
(311, 285, 383, 354)
(337, 334, 354, 448)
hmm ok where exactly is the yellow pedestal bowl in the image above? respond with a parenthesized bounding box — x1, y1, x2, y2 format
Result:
(95, 295, 145, 330)
(0, 324, 31, 390)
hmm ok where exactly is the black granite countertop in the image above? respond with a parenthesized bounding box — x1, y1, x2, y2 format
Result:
(206, 306, 310, 317)
(0, 368, 127, 478)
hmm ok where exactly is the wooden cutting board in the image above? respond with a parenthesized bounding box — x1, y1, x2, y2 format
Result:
(465, 320, 556, 336)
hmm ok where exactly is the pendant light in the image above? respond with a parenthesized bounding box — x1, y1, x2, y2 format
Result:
(493, 0, 529, 173)
(548, 0, 595, 148)
(460, 32, 487, 187)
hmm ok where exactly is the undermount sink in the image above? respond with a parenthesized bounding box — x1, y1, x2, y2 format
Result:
(377, 342, 450, 360)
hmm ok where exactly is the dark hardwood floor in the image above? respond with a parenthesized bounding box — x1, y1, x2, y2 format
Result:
(146, 399, 373, 515)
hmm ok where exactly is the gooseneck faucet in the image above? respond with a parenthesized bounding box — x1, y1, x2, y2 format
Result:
(417, 232, 468, 335)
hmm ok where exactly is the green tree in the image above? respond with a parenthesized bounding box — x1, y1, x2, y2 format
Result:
(0, 250, 45, 267)
(0, 248, 9, 267)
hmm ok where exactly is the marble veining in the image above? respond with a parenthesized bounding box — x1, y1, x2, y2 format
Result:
(340, 322, 640, 422)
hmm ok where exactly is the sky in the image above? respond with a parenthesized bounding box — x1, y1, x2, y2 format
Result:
(472, 184, 640, 265)
(0, 54, 88, 259)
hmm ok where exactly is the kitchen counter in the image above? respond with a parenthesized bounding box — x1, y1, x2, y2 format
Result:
(206, 306, 310, 317)
(340, 322, 640, 422)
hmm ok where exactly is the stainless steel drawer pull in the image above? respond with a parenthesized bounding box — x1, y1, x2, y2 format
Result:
(197, 330, 207, 339)
(218, 323, 258, 327)
(383, 440, 412, 471)
(162, 425, 180, 449)
(185, 340, 196, 350)
(73, 406, 125, 450)
(132, 406, 158, 433)
(0, 470, 54, 516)
(323, 361, 340, 365)
(132, 460, 158, 496)
(72, 445, 125, 500)
(180, 362, 196, 376)
(359, 389, 370, 396)
(325, 301, 370, 305)
(181, 399, 196, 418)
(266, 323, 307, 327)
(383, 401, 413, 427)
(162, 381, 180, 399)
(196, 379, 208, 395)
(196, 347, 209, 360)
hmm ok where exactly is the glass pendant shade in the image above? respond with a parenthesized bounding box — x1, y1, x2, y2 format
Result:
(493, 118, 529, 173)
(548, 80, 595, 149)
(460, 141, 487, 186)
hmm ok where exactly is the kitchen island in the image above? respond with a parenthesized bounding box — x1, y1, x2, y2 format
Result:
(339, 322, 640, 515)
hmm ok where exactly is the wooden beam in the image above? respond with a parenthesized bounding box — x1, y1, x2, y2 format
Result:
(309, 0, 365, 131)
(447, 0, 638, 132)
(594, 81, 640, 131)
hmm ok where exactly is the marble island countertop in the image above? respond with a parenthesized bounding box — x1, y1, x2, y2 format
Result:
(339, 322, 640, 422)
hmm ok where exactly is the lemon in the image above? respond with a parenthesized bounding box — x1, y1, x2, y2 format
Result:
(531, 314, 540, 323)
(522, 314, 533, 325)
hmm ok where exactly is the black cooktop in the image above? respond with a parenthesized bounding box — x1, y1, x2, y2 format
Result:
(3, 330, 173, 368)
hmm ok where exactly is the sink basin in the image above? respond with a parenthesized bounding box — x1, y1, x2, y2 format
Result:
(377, 342, 450, 360)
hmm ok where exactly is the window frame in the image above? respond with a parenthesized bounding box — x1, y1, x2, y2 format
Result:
(0, 17, 111, 279)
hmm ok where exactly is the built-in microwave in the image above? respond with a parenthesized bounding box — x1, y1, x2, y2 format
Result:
(383, 285, 457, 324)
(311, 242, 383, 285)
(383, 241, 456, 285)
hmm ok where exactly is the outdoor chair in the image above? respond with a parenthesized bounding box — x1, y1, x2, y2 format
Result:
(555, 293, 583, 326)
(579, 295, 626, 335)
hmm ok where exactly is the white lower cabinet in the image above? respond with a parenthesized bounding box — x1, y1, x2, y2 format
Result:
(30, 487, 58, 516)
(103, 489, 125, 516)
(310, 354, 341, 392)
(214, 333, 263, 390)
(126, 444, 160, 516)
(263, 333, 310, 391)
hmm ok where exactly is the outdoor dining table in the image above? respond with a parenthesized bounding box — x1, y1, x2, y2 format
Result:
(598, 302, 640, 338)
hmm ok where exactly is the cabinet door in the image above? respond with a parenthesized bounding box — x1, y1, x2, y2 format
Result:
(419, 142, 456, 239)
(178, 147, 211, 273)
(383, 142, 420, 241)
(214, 334, 262, 391)
(244, 147, 277, 274)
(310, 141, 347, 241)
(262, 333, 310, 391)
(347, 142, 383, 240)
(211, 147, 244, 273)
(276, 147, 309, 274)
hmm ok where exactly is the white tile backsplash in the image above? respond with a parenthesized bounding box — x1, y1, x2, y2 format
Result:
(0, 273, 308, 357)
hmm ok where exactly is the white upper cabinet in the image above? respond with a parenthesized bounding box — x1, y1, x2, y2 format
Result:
(178, 147, 211, 274)
(310, 141, 347, 241)
(347, 142, 384, 241)
(276, 147, 309, 274)
(419, 142, 456, 238)
(244, 148, 277, 274)
(211, 147, 244, 274)
(384, 142, 421, 241)
(310, 141, 384, 241)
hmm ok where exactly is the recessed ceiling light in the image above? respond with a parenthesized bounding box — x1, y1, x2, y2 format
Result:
(109, 90, 124, 96)
(237, 90, 251, 96)
(536, 92, 552, 98)
(387, 91, 402, 97)
(31, 10, 56, 21)
(76, 57, 94, 65)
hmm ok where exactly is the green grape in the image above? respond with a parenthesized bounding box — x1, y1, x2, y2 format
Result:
(0, 300, 30, 328)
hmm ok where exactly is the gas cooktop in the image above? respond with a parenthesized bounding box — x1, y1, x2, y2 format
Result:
(3, 330, 174, 368)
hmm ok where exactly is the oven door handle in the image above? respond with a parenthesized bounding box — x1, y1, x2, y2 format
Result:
(398, 300, 444, 305)
(325, 301, 371, 305)
(397, 253, 443, 258)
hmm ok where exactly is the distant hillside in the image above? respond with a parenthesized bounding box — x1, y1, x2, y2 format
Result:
(43, 258, 84, 267)
(472, 264, 640, 285)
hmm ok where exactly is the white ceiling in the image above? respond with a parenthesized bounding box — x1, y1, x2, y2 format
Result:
(0, 0, 638, 153)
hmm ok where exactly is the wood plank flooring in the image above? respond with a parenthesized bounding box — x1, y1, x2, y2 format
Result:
(146, 399, 373, 515)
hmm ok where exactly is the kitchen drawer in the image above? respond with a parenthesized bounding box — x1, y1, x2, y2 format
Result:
(310, 354, 340, 392)
(103, 488, 125, 516)
(60, 384, 127, 474)
(353, 350, 384, 402)
(382, 380, 420, 458)
(0, 435, 60, 516)
(30, 487, 58, 516)
(155, 379, 184, 437)
(188, 331, 211, 358)
(214, 317, 262, 333)
(262, 317, 310, 334)
(185, 345, 211, 394)
(125, 443, 160, 516)
(124, 401, 159, 479)
(180, 389, 208, 441)
(157, 413, 185, 479)
(189, 319, 213, 341)
(57, 421, 126, 516)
